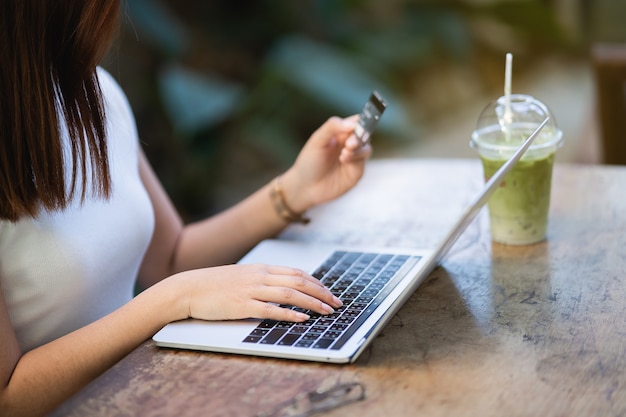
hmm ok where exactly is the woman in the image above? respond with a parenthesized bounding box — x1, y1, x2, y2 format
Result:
(0, 2, 371, 416)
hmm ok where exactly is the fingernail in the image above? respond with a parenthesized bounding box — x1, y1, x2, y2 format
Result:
(296, 312, 310, 321)
(333, 296, 343, 307)
(323, 304, 335, 314)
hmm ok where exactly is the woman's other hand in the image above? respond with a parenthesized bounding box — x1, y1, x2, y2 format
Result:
(279, 116, 371, 214)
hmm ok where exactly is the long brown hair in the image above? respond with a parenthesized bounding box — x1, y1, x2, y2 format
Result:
(0, 0, 121, 221)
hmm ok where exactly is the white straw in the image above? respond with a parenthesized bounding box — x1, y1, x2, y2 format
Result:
(504, 52, 513, 140)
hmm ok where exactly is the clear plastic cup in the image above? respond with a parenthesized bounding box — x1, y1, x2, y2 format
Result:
(470, 94, 563, 245)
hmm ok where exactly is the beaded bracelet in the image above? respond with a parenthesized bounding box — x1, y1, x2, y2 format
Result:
(269, 176, 310, 224)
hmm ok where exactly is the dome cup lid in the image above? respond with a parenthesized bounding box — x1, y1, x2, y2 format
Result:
(470, 94, 563, 159)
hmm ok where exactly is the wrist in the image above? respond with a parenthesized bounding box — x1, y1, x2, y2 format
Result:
(269, 175, 310, 224)
(281, 169, 315, 212)
(143, 273, 191, 323)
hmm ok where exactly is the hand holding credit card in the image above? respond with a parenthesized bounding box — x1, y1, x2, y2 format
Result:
(354, 90, 387, 144)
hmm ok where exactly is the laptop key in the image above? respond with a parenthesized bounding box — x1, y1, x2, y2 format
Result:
(295, 339, 314, 348)
(323, 330, 343, 339)
(278, 333, 301, 346)
(243, 336, 262, 343)
(302, 332, 321, 341)
(258, 320, 278, 329)
(313, 338, 334, 349)
(260, 329, 287, 344)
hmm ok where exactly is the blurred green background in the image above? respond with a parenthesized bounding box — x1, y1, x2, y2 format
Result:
(102, 0, 618, 221)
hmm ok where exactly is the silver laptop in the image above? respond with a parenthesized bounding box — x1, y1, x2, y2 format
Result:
(153, 118, 549, 363)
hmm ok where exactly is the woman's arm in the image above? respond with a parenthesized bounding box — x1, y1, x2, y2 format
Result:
(137, 116, 369, 287)
(135, 148, 292, 286)
(0, 272, 184, 417)
(0, 251, 340, 416)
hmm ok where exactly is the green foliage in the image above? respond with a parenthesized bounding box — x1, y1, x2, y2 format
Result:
(105, 0, 573, 219)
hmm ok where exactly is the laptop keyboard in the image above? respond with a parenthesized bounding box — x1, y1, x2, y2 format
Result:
(242, 251, 420, 350)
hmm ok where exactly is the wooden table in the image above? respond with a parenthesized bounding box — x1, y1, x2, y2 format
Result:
(52, 159, 626, 417)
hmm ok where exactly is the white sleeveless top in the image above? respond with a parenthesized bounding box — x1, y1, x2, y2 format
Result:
(0, 68, 155, 352)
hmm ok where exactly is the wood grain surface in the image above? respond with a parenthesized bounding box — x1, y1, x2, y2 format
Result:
(51, 159, 626, 417)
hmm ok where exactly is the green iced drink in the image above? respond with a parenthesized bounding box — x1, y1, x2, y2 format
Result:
(480, 151, 554, 245)
(471, 94, 563, 245)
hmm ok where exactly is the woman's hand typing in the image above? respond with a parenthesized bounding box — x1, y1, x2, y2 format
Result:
(169, 264, 343, 322)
